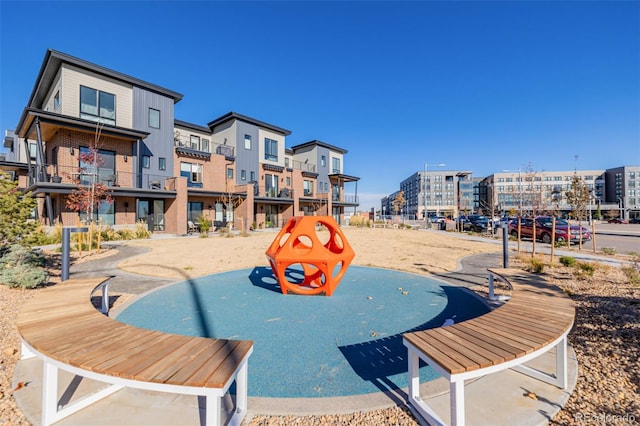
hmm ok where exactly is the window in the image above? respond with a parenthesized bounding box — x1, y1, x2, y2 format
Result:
(321, 155, 326, 167)
(241, 170, 246, 180)
(250, 171, 256, 182)
(303, 180, 314, 196)
(331, 157, 341, 173)
(180, 162, 202, 187)
(187, 202, 203, 222)
(265, 174, 278, 197)
(142, 155, 150, 168)
(286, 177, 291, 186)
(54, 91, 61, 110)
(148, 108, 160, 128)
(284, 157, 290, 167)
(190, 135, 200, 150)
(244, 134, 251, 150)
(80, 86, 115, 125)
(79, 146, 115, 185)
(202, 139, 210, 153)
(227, 168, 233, 179)
(264, 138, 278, 161)
(158, 157, 166, 170)
(29, 143, 37, 160)
(81, 199, 115, 226)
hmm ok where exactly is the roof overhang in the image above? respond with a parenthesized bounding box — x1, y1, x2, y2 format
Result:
(16, 108, 149, 141)
(328, 173, 360, 183)
(291, 140, 348, 154)
(26, 49, 183, 113)
(207, 112, 291, 136)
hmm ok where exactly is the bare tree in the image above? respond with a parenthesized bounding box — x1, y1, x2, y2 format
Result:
(392, 191, 406, 221)
(565, 173, 590, 221)
(565, 173, 591, 250)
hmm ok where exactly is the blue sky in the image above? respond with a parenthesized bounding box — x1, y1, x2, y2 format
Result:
(1, 1, 638, 211)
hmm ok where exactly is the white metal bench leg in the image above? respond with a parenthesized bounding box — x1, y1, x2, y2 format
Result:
(21, 341, 36, 360)
(557, 336, 567, 388)
(407, 347, 420, 403)
(511, 336, 568, 388)
(450, 379, 465, 426)
(405, 345, 447, 426)
(235, 361, 249, 415)
(42, 362, 58, 426)
(205, 393, 220, 426)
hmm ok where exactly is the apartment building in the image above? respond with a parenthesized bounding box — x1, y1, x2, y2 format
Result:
(604, 166, 640, 219)
(1, 49, 359, 233)
(399, 170, 473, 219)
(386, 166, 639, 221)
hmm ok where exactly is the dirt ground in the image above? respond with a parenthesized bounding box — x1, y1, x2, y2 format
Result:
(118, 227, 501, 280)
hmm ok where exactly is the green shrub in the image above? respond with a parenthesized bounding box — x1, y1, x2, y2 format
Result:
(601, 247, 617, 256)
(526, 258, 545, 273)
(101, 227, 122, 241)
(197, 215, 211, 237)
(559, 256, 576, 267)
(576, 261, 596, 276)
(134, 221, 151, 239)
(622, 266, 640, 285)
(0, 244, 49, 288)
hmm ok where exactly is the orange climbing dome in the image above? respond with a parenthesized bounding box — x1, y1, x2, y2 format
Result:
(265, 216, 355, 296)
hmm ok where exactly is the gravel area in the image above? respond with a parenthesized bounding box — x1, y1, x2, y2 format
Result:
(1, 241, 638, 425)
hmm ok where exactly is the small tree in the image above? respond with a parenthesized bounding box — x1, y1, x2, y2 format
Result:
(392, 191, 406, 219)
(0, 172, 39, 247)
(565, 173, 591, 250)
(565, 174, 590, 221)
(66, 124, 113, 223)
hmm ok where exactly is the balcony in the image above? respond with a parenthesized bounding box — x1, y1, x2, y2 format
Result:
(27, 164, 172, 191)
(253, 184, 295, 200)
(290, 160, 316, 173)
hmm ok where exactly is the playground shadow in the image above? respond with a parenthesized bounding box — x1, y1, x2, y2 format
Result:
(337, 285, 489, 399)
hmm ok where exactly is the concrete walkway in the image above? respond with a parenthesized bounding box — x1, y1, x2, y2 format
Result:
(13, 236, 579, 426)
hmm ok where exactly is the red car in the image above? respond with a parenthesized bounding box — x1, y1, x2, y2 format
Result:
(608, 218, 628, 224)
(509, 216, 591, 244)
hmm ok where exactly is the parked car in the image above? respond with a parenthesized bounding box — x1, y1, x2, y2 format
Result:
(630, 217, 640, 224)
(508, 216, 591, 244)
(430, 215, 446, 223)
(607, 218, 628, 224)
(461, 214, 496, 233)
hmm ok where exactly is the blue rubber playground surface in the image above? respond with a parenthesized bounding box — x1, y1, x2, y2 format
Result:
(116, 266, 489, 398)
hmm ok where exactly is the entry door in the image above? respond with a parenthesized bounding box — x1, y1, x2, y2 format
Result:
(153, 200, 165, 231)
(137, 199, 165, 231)
(265, 205, 278, 228)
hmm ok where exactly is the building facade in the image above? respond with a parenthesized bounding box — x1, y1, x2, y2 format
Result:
(399, 170, 473, 219)
(386, 166, 639, 221)
(0, 49, 360, 233)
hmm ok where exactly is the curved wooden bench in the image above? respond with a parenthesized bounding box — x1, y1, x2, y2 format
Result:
(17, 277, 253, 426)
(402, 268, 575, 426)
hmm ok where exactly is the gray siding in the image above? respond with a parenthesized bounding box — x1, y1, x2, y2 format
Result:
(316, 146, 331, 192)
(132, 87, 175, 184)
(235, 121, 260, 184)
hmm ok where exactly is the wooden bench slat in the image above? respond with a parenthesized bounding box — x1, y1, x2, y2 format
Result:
(403, 332, 468, 374)
(204, 340, 254, 388)
(468, 316, 557, 348)
(74, 330, 172, 372)
(440, 326, 519, 362)
(164, 339, 230, 384)
(426, 328, 499, 369)
(150, 338, 224, 383)
(134, 337, 214, 383)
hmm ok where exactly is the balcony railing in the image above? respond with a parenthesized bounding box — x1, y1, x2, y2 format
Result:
(253, 184, 295, 199)
(28, 164, 172, 191)
(290, 160, 316, 173)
